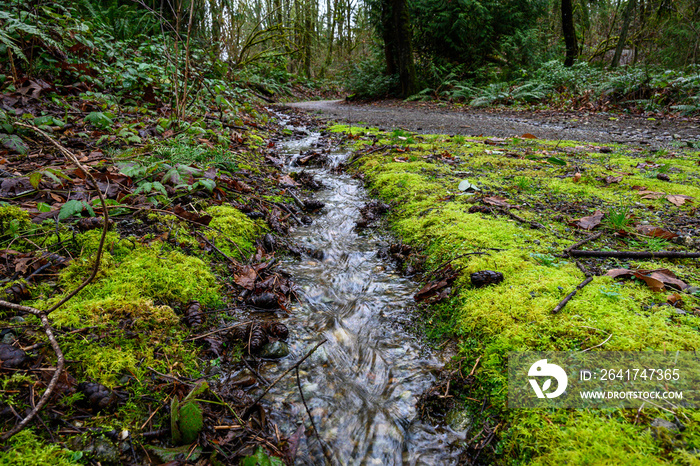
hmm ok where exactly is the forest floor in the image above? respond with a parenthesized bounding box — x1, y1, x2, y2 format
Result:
(287, 99, 700, 149)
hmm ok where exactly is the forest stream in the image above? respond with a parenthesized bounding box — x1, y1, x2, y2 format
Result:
(222, 117, 466, 465)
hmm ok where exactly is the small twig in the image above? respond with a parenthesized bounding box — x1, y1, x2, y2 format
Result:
(243, 339, 327, 419)
(287, 189, 306, 210)
(296, 366, 333, 465)
(242, 357, 270, 386)
(504, 209, 546, 230)
(553, 277, 594, 314)
(183, 322, 251, 342)
(195, 231, 240, 268)
(581, 332, 613, 352)
(569, 250, 700, 259)
(565, 231, 603, 253)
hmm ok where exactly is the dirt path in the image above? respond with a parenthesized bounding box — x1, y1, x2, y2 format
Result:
(286, 99, 700, 149)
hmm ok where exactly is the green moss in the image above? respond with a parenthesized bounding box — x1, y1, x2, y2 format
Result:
(205, 205, 263, 259)
(47, 242, 220, 328)
(0, 429, 81, 466)
(350, 127, 700, 465)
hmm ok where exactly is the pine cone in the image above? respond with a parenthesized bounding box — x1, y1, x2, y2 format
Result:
(248, 324, 268, 352)
(78, 382, 115, 411)
(184, 301, 203, 327)
(265, 322, 289, 340)
(3, 282, 30, 303)
(470, 270, 504, 288)
(248, 292, 278, 309)
(0, 343, 29, 369)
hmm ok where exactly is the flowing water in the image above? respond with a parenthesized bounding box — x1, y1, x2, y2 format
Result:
(232, 123, 465, 464)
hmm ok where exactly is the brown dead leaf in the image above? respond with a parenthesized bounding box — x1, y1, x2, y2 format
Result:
(667, 293, 682, 305)
(632, 271, 665, 292)
(606, 268, 688, 292)
(393, 156, 409, 163)
(521, 133, 537, 139)
(604, 175, 623, 185)
(638, 191, 665, 200)
(635, 225, 678, 240)
(667, 195, 693, 207)
(172, 205, 212, 226)
(234, 265, 258, 290)
(574, 210, 604, 230)
(572, 172, 581, 183)
(278, 174, 299, 187)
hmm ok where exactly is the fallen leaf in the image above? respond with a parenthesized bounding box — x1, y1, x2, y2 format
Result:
(604, 175, 623, 185)
(574, 210, 604, 230)
(638, 191, 665, 200)
(278, 174, 298, 187)
(667, 293, 682, 305)
(667, 195, 693, 207)
(393, 156, 409, 162)
(635, 225, 678, 240)
(632, 271, 665, 292)
(458, 179, 479, 192)
(607, 268, 688, 292)
(234, 265, 257, 290)
(521, 133, 537, 139)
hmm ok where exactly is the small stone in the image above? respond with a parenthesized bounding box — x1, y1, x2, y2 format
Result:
(651, 418, 679, 431)
(1, 333, 15, 345)
(656, 173, 670, 182)
(258, 341, 290, 359)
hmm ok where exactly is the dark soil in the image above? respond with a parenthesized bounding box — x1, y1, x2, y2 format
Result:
(287, 99, 700, 149)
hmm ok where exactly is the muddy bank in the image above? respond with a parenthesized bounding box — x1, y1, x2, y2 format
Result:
(287, 99, 700, 148)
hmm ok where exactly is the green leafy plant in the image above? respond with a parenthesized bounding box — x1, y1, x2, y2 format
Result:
(59, 200, 95, 220)
(84, 112, 114, 130)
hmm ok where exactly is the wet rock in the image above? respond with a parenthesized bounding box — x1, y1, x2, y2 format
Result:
(1, 332, 15, 345)
(69, 435, 121, 464)
(0, 343, 29, 369)
(470, 270, 504, 288)
(656, 173, 671, 182)
(309, 248, 325, 260)
(259, 341, 290, 359)
(301, 215, 313, 225)
(446, 410, 472, 431)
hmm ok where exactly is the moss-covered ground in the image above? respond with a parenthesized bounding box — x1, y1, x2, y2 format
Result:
(335, 124, 700, 465)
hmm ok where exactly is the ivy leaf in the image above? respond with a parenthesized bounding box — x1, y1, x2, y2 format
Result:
(59, 200, 88, 220)
(85, 112, 113, 130)
(195, 179, 215, 193)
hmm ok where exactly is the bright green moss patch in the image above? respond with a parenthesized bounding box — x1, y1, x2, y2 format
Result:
(349, 127, 700, 465)
(205, 204, 263, 259)
(0, 429, 81, 466)
(46, 242, 220, 328)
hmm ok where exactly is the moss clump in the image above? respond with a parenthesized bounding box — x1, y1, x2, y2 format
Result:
(0, 429, 80, 466)
(47, 242, 220, 328)
(0, 204, 32, 243)
(205, 205, 263, 259)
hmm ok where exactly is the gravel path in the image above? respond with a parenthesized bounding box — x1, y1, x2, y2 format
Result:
(285, 99, 700, 149)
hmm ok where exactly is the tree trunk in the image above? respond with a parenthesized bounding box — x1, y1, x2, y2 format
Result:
(381, 0, 417, 97)
(611, 0, 636, 68)
(562, 0, 577, 66)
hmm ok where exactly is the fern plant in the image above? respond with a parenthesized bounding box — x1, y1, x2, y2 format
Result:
(0, 10, 61, 62)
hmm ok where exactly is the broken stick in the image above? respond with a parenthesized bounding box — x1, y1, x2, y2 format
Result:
(552, 277, 594, 314)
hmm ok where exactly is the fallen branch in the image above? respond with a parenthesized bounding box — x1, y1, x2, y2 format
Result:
(565, 231, 603, 253)
(568, 250, 700, 259)
(242, 339, 327, 419)
(581, 332, 613, 352)
(552, 277, 594, 314)
(0, 302, 64, 441)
